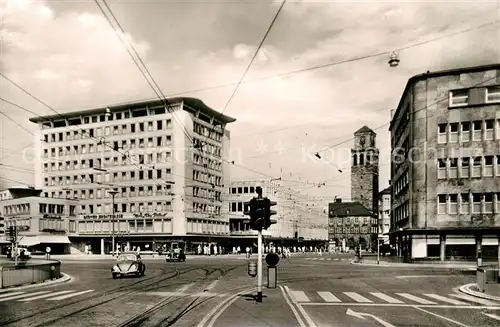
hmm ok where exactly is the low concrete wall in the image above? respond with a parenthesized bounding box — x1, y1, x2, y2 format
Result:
(0, 260, 61, 289)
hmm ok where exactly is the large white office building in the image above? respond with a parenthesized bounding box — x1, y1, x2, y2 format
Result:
(29, 97, 235, 254)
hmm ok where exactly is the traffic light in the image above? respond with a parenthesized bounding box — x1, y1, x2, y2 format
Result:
(7, 226, 16, 242)
(243, 197, 266, 230)
(0, 217, 4, 236)
(263, 198, 277, 230)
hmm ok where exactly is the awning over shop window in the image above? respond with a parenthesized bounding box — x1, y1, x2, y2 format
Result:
(18, 235, 71, 247)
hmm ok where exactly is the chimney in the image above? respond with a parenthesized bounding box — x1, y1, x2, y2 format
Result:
(335, 198, 342, 203)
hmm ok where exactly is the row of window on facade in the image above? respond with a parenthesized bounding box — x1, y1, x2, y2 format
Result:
(393, 201, 410, 223)
(393, 170, 409, 196)
(437, 193, 500, 214)
(192, 187, 222, 201)
(2, 203, 77, 217)
(329, 226, 377, 234)
(192, 202, 222, 215)
(193, 170, 223, 187)
(43, 184, 172, 201)
(438, 156, 500, 179)
(44, 119, 173, 143)
(193, 154, 223, 172)
(352, 152, 379, 166)
(193, 122, 224, 142)
(448, 85, 500, 108)
(438, 119, 500, 144)
(329, 217, 374, 225)
(192, 138, 223, 158)
(80, 201, 173, 215)
(43, 136, 173, 159)
(44, 168, 174, 187)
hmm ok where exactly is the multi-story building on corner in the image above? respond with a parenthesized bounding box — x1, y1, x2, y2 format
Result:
(389, 64, 500, 261)
(0, 187, 78, 254)
(228, 179, 328, 249)
(377, 185, 391, 245)
(29, 97, 236, 254)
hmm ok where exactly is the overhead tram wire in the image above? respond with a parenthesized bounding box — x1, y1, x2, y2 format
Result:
(200, 0, 288, 149)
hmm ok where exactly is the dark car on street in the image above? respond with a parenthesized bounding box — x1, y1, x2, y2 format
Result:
(111, 252, 146, 279)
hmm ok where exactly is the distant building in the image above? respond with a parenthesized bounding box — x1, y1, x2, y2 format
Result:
(351, 126, 379, 216)
(228, 179, 328, 248)
(389, 63, 500, 261)
(328, 198, 377, 251)
(29, 97, 235, 254)
(0, 187, 78, 254)
(377, 185, 391, 245)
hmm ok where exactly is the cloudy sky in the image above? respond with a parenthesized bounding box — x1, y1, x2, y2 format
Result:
(0, 0, 499, 202)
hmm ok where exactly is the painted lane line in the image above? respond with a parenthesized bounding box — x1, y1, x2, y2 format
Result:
(0, 291, 50, 302)
(413, 306, 471, 327)
(0, 292, 24, 299)
(449, 293, 499, 306)
(300, 303, 500, 309)
(291, 290, 310, 302)
(396, 293, 436, 305)
(343, 292, 373, 303)
(423, 293, 469, 305)
(47, 289, 94, 301)
(370, 292, 404, 304)
(284, 286, 317, 327)
(204, 280, 218, 291)
(317, 292, 341, 302)
(280, 285, 306, 327)
(482, 312, 500, 321)
(18, 290, 74, 302)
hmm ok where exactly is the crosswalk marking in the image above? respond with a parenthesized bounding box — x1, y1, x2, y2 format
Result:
(47, 289, 94, 301)
(343, 292, 373, 303)
(423, 294, 468, 305)
(449, 293, 500, 306)
(0, 291, 49, 303)
(18, 290, 74, 302)
(0, 292, 24, 299)
(317, 292, 341, 302)
(370, 292, 404, 304)
(291, 291, 310, 302)
(396, 293, 436, 305)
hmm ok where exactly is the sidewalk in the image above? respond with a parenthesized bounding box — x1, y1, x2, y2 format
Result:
(26, 253, 271, 261)
(208, 287, 301, 327)
(354, 258, 477, 269)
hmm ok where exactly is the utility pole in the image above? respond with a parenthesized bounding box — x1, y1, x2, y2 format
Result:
(108, 189, 119, 256)
(377, 215, 380, 265)
(256, 187, 263, 303)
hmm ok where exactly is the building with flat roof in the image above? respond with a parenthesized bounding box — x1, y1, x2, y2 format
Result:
(228, 179, 328, 248)
(0, 187, 78, 254)
(389, 64, 500, 261)
(377, 185, 391, 245)
(29, 97, 236, 254)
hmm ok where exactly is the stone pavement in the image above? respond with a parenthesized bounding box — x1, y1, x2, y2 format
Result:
(356, 258, 478, 269)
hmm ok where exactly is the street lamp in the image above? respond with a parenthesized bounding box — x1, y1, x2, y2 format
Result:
(107, 188, 119, 256)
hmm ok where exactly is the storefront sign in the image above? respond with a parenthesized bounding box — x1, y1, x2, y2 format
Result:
(81, 214, 124, 220)
(132, 213, 169, 219)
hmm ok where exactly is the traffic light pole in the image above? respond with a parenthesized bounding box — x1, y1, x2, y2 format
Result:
(257, 228, 263, 303)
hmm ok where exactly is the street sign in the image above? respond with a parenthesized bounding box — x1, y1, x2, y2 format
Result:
(46, 247, 51, 253)
(265, 253, 280, 267)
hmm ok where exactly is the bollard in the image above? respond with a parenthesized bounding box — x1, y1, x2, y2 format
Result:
(267, 266, 277, 288)
(477, 251, 482, 267)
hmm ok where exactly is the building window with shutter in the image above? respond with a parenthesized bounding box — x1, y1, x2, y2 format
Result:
(438, 124, 447, 144)
(438, 195, 447, 214)
(438, 159, 447, 179)
(461, 157, 470, 178)
(449, 194, 458, 214)
(449, 89, 469, 107)
(449, 123, 459, 143)
(460, 194, 470, 214)
(473, 121, 482, 141)
(486, 85, 500, 103)
(485, 120, 494, 140)
(449, 158, 458, 178)
(472, 157, 481, 177)
(496, 120, 500, 140)
(472, 193, 481, 214)
(484, 193, 493, 213)
(484, 156, 494, 177)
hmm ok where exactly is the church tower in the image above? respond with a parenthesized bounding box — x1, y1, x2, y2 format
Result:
(351, 126, 379, 215)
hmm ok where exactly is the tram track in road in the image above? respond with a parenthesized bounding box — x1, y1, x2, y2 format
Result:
(115, 264, 246, 327)
(0, 266, 206, 327)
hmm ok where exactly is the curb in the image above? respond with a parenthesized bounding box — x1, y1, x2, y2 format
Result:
(459, 283, 500, 301)
(353, 260, 477, 269)
(0, 273, 72, 293)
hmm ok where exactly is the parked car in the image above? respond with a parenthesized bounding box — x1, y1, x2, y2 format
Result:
(111, 252, 146, 279)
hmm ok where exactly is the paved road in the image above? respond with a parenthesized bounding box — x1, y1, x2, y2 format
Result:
(1, 253, 499, 326)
